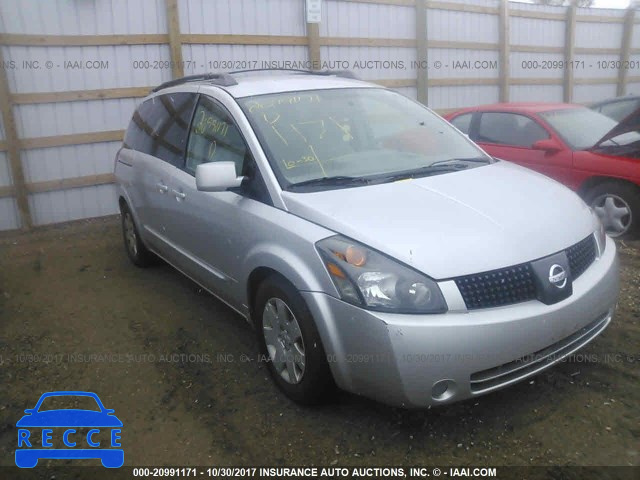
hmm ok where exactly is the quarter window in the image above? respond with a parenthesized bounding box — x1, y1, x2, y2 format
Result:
(185, 96, 247, 176)
(477, 112, 549, 148)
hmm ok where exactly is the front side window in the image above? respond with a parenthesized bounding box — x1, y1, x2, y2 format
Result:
(185, 96, 247, 176)
(238, 88, 489, 190)
(477, 112, 549, 148)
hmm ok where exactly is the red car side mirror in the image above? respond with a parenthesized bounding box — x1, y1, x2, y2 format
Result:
(532, 138, 562, 153)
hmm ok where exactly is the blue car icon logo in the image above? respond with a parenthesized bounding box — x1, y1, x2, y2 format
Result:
(15, 391, 123, 468)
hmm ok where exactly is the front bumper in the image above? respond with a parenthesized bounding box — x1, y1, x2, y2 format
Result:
(302, 236, 619, 408)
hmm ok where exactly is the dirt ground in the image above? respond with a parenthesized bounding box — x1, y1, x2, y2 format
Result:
(0, 216, 638, 475)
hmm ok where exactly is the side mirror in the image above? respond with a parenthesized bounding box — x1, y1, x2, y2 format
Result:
(105, 409, 115, 415)
(532, 138, 561, 153)
(24, 409, 35, 414)
(195, 162, 244, 192)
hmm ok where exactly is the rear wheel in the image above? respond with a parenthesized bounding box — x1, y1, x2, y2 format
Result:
(585, 182, 640, 239)
(255, 275, 334, 405)
(120, 202, 159, 267)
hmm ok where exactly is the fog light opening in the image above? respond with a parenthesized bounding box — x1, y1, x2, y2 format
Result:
(432, 379, 457, 401)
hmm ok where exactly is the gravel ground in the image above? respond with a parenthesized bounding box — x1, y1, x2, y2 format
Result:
(0, 216, 638, 478)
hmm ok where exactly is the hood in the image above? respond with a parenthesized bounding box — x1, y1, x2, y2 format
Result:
(594, 104, 640, 148)
(282, 161, 596, 279)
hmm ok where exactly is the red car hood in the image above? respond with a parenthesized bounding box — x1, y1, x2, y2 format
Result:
(594, 104, 640, 148)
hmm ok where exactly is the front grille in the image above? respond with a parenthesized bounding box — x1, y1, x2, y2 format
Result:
(455, 264, 537, 310)
(469, 311, 611, 393)
(567, 235, 596, 279)
(454, 235, 596, 310)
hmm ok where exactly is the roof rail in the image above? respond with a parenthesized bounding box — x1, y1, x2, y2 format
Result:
(152, 73, 238, 92)
(228, 68, 360, 80)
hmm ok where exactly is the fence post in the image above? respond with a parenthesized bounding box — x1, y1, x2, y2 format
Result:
(0, 49, 32, 230)
(563, 4, 576, 103)
(499, 0, 510, 102)
(166, 0, 184, 78)
(618, 7, 635, 97)
(416, 0, 429, 105)
(307, 23, 321, 69)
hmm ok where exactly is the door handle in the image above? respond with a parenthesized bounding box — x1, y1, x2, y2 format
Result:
(156, 182, 169, 193)
(172, 189, 186, 200)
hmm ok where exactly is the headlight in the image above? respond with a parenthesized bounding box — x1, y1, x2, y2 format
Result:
(590, 208, 607, 256)
(316, 236, 447, 313)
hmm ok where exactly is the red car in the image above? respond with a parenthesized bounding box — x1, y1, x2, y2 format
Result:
(445, 103, 640, 238)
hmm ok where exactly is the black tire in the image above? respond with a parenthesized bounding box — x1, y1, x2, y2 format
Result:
(120, 202, 160, 267)
(254, 274, 335, 405)
(584, 181, 640, 239)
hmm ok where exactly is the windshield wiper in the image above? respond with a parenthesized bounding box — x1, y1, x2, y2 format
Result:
(429, 157, 492, 167)
(287, 175, 370, 191)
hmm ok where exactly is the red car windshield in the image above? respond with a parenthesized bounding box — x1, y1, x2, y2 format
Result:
(540, 107, 640, 150)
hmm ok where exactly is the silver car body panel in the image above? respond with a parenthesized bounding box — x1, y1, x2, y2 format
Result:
(115, 74, 619, 407)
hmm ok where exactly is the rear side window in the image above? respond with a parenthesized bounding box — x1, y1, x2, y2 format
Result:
(124, 92, 198, 166)
(477, 112, 549, 148)
(450, 113, 473, 134)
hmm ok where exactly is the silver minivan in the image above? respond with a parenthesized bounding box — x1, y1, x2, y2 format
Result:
(115, 70, 619, 408)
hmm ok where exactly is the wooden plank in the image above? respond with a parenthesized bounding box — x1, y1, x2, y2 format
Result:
(428, 1, 498, 15)
(320, 37, 416, 47)
(181, 34, 307, 46)
(27, 173, 115, 195)
(499, 0, 510, 103)
(342, 0, 416, 6)
(0, 184, 15, 198)
(0, 33, 168, 46)
(564, 5, 576, 103)
(307, 23, 322, 71)
(0, 48, 31, 229)
(510, 78, 562, 85)
(509, 9, 565, 21)
(573, 77, 617, 85)
(618, 8, 635, 96)
(575, 14, 625, 24)
(11, 87, 150, 105)
(373, 79, 417, 88)
(416, 0, 429, 105)
(165, 0, 184, 79)
(574, 47, 623, 55)
(19, 130, 124, 150)
(428, 40, 498, 51)
(429, 78, 499, 87)
(511, 45, 565, 54)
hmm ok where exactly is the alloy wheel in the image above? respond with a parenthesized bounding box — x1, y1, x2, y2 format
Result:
(262, 297, 306, 384)
(592, 194, 632, 238)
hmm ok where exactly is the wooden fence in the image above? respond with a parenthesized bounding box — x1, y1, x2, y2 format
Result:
(0, 0, 638, 230)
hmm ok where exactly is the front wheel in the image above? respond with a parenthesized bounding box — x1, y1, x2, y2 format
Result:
(585, 182, 639, 239)
(255, 275, 335, 405)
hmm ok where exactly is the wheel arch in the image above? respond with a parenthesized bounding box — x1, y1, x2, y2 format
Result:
(578, 175, 640, 198)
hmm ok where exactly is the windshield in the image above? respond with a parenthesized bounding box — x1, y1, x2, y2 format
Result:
(238, 88, 490, 190)
(38, 395, 101, 412)
(540, 107, 640, 150)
